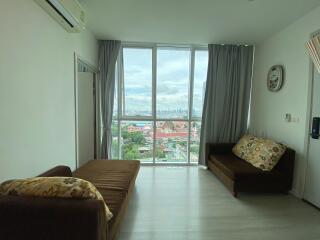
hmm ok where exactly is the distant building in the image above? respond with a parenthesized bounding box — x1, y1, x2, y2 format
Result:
(138, 146, 151, 153)
(127, 123, 152, 133)
(155, 132, 188, 139)
(127, 125, 144, 133)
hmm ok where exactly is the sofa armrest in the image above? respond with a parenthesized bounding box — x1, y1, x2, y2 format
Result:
(0, 196, 107, 240)
(205, 143, 235, 165)
(38, 165, 72, 177)
(275, 148, 295, 188)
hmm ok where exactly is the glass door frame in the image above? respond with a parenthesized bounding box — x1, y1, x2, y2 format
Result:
(115, 42, 208, 165)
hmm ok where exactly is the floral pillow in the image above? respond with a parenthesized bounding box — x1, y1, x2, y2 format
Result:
(232, 134, 287, 171)
(0, 177, 113, 221)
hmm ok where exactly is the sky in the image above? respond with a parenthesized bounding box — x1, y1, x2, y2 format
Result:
(115, 47, 208, 118)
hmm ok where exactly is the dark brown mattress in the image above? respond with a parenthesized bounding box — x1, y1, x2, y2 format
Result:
(73, 160, 140, 240)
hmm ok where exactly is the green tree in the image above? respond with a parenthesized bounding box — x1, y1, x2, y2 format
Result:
(156, 149, 166, 158)
(190, 145, 200, 154)
(111, 124, 118, 136)
(123, 144, 140, 159)
(130, 132, 145, 144)
(179, 141, 187, 147)
(122, 131, 145, 144)
(122, 129, 129, 139)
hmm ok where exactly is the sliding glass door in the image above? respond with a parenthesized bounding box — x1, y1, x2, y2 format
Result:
(112, 44, 208, 164)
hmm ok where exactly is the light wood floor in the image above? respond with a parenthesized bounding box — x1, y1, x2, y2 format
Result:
(118, 166, 320, 240)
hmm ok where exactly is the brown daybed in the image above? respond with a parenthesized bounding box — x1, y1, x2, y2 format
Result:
(0, 159, 140, 240)
(206, 143, 295, 197)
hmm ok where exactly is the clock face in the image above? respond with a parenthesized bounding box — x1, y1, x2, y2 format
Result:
(267, 65, 283, 92)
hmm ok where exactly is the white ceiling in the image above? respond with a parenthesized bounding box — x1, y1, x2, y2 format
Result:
(79, 0, 320, 44)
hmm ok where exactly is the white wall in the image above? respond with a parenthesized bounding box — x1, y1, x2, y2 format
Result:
(250, 6, 320, 197)
(0, 0, 98, 181)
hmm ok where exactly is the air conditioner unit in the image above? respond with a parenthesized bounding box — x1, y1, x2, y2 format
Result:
(306, 35, 320, 73)
(34, 0, 86, 33)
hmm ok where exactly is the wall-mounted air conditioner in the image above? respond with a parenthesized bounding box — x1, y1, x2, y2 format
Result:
(306, 35, 320, 73)
(34, 0, 86, 33)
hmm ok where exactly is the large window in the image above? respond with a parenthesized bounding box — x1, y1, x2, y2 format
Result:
(123, 48, 152, 117)
(112, 45, 208, 164)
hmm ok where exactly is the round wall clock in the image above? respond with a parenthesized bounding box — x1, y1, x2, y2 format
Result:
(267, 65, 284, 92)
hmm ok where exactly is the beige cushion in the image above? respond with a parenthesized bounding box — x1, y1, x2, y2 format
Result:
(0, 177, 113, 221)
(232, 134, 287, 171)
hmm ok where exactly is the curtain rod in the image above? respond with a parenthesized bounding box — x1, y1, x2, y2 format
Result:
(121, 41, 208, 48)
(216, 43, 252, 47)
(101, 40, 253, 48)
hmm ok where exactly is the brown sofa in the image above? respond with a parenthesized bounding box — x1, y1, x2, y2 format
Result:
(0, 159, 140, 240)
(206, 143, 295, 197)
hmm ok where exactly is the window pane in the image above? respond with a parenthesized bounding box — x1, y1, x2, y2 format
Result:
(155, 121, 188, 163)
(157, 48, 190, 119)
(113, 62, 118, 118)
(111, 120, 119, 159)
(120, 121, 153, 162)
(123, 48, 152, 116)
(112, 63, 119, 159)
(193, 50, 208, 118)
(190, 121, 201, 163)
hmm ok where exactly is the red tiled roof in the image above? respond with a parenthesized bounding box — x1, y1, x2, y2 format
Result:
(155, 132, 188, 139)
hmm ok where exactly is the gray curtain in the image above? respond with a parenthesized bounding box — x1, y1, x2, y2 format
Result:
(99, 40, 121, 159)
(199, 44, 254, 165)
(78, 61, 90, 72)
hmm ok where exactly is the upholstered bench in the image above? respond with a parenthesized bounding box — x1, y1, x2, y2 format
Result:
(206, 143, 295, 197)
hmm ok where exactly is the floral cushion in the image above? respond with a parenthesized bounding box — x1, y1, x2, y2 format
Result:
(232, 134, 287, 171)
(0, 177, 113, 221)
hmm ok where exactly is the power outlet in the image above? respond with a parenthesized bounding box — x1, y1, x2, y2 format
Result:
(292, 117, 300, 123)
(285, 113, 299, 123)
(285, 113, 292, 122)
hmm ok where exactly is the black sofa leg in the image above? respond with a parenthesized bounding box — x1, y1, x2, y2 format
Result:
(232, 191, 238, 198)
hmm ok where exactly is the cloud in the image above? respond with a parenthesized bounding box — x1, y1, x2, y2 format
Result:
(119, 47, 208, 115)
(157, 84, 179, 95)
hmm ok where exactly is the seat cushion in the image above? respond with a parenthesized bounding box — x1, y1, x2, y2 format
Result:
(73, 160, 140, 240)
(209, 154, 282, 181)
(73, 160, 140, 192)
(98, 188, 127, 229)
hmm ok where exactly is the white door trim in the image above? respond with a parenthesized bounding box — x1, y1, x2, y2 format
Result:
(302, 29, 320, 198)
(74, 53, 99, 169)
